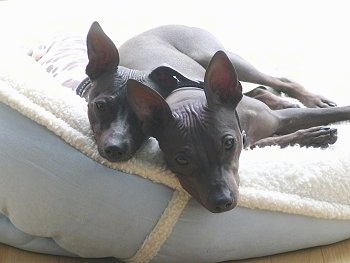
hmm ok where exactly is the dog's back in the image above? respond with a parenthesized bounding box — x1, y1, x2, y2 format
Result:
(118, 25, 225, 81)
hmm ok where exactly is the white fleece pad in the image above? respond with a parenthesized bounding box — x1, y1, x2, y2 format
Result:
(1, 47, 350, 220)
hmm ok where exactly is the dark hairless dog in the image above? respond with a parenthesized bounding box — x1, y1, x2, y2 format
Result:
(127, 51, 348, 213)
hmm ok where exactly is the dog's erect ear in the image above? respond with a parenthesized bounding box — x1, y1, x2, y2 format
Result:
(127, 79, 173, 137)
(86, 21, 120, 80)
(204, 51, 243, 108)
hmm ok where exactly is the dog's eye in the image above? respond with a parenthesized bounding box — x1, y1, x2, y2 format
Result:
(175, 154, 189, 165)
(95, 101, 106, 112)
(223, 135, 235, 150)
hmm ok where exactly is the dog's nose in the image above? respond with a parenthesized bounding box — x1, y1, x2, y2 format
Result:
(208, 192, 236, 213)
(214, 197, 234, 213)
(104, 143, 129, 161)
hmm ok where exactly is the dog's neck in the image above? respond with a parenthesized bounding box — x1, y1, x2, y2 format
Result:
(77, 66, 155, 100)
(76, 77, 92, 98)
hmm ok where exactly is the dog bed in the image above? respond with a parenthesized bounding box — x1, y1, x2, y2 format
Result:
(1, 43, 350, 263)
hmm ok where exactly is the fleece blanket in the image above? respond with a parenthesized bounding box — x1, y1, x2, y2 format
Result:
(1, 47, 350, 222)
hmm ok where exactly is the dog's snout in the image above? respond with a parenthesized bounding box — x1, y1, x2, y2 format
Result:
(103, 142, 130, 162)
(105, 145, 125, 156)
(214, 196, 234, 213)
(208, 191, 236, 213)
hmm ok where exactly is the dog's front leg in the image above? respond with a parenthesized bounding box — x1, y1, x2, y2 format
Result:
(250, 126, 338, 149)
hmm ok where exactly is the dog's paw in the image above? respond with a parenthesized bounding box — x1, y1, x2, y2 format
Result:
(277, 78, 337, 108)
(295, 126, 337, 148)
(301, 94, 337, 108)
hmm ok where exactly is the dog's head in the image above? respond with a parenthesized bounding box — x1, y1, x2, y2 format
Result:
(84, 22, 147, 162)
(127, 51, 244, 213)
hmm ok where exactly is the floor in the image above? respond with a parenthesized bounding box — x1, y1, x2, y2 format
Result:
(1, 238, 350, 263)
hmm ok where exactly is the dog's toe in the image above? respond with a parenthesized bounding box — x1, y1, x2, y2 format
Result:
(311, 127, 338, 148)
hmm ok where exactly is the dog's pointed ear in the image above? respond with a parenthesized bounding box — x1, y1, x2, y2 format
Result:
(86, 21, 119, 80)
(127, 79, 173, 137)
(204, 51, 243, 109)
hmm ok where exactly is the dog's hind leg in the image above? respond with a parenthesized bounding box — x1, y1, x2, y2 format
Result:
(176, 26, 336, 108)
(223, 50, 336, 108)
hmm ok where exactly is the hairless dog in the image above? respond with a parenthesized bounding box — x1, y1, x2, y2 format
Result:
(34, 22, 336, 163)
(127, 51, 348, 213)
